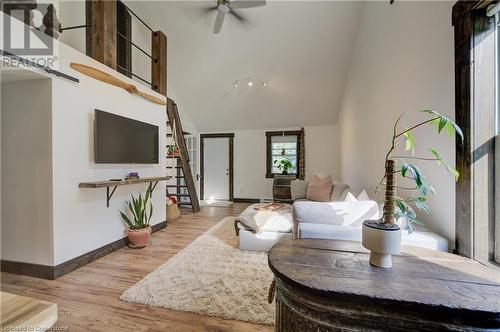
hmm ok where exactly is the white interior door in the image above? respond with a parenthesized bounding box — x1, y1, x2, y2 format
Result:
(204, 137, 229, 200)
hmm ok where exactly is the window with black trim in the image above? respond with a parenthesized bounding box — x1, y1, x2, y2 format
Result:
(265, 130, 304, 178)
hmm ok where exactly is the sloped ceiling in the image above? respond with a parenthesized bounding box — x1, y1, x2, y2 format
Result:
(128, 1, 363, 132)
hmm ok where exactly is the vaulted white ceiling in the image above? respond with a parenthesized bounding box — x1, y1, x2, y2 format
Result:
(129, 1, 363, 132)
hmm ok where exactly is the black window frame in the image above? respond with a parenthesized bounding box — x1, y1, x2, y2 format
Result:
(265, 130, 303, 179)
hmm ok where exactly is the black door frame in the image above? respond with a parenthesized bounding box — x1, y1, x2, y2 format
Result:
(200, 133, 234, 201)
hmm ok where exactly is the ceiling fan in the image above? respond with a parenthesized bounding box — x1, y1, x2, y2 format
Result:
(205, 0, 266, 33)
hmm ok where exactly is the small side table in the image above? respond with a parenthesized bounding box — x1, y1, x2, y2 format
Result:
(268, 239, 500, 331)
(272, 174, 295, 203)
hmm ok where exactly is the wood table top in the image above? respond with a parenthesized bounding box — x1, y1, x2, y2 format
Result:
(268, 239, 500, 315)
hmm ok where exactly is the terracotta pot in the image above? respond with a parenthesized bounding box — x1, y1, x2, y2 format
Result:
(127, 226, 151, 248)
(362, 220, 401, 268)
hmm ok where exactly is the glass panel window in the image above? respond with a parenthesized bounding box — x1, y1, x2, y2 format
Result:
(266, 132, 303, 178)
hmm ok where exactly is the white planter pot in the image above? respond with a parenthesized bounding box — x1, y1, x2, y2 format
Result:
(362, 220, 401, 268)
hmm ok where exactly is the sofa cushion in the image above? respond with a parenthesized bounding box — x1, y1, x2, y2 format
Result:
(235, 203, 293, 233)
(291, 180, 350, 202)
(331, 183, 350, 201)
(291, 180, 309, 200)
(306, 175, 333, 202)
(293, 200, 380, 228)
(357, 189, 371, 201)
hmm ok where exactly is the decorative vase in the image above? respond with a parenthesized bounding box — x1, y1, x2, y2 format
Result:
(282, 170, 288, 175)
(362, 159, 401, 268)
(127, 226, 151, 248)
(362, 220, 401, 268)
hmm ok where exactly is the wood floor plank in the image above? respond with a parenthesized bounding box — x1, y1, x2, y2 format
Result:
(1, 203, 273, 331)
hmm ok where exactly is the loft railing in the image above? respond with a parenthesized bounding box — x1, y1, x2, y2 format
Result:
(56, 0, 160, 90)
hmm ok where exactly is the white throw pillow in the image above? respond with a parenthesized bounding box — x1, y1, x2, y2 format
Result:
(344, 192, 358, 202)
(357, 189, 370, 201)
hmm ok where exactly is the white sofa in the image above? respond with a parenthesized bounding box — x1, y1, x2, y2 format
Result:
(235, 179, 449, 253)
(293, 200, 449, 252)
(236, 181, 359, 252)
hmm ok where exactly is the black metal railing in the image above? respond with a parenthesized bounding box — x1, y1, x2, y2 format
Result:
(58, 0, 156, 88)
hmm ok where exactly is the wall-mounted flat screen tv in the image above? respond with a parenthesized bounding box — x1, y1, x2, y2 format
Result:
(94, 110, 159, 164)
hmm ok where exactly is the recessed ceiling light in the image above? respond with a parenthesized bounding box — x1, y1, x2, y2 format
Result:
(262, 82, 267, 87)
(234, 82, 239, 88)
(248, 81, 253, 87)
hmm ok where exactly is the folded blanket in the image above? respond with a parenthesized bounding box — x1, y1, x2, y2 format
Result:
(234, 204, 293, 235)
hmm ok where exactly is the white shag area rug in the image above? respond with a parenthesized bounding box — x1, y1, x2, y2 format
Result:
(119, 217, 275, 325)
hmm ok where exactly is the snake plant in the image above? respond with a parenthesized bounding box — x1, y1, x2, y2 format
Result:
(120, 187, 153, 230)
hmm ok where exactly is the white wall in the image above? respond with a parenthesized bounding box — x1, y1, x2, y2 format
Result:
(203, 125, 340, 200)
(57, 0, 86, 53)
(51, 40, 167, 265)
(1, 79, 54, 265)
(338, 1, 456, 245)
(1, 12, 167, 266)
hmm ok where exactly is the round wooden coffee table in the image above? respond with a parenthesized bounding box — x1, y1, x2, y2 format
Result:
(268, 239, 500, 331)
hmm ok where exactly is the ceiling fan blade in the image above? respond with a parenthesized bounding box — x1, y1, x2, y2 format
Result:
(201, 5, 218, 13)
(229, 0, 266, 9)
(213, 11, 225, 33)
(228, 8, 246, 22)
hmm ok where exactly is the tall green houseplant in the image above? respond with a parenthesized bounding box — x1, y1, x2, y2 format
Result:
(375, 110, 463, 232)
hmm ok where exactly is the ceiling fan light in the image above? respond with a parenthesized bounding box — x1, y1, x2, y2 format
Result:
(217, 4, 230, 14)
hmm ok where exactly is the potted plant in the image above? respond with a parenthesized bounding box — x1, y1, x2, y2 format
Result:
(167, 145, 180, 157)
(120, 188, 153, 248)
(274, 158, 293, 175)
(363, 110, 463, 268)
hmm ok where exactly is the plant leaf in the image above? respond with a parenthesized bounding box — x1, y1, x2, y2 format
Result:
(412, 196, 430, 214)
(429, 149, 442, 165)
(422, 109, 463, 142)
(403, 130, 416, 154)
(149, 202, 153, 224)
(429, 149, 459, 181)
(120, 212, 134, 228)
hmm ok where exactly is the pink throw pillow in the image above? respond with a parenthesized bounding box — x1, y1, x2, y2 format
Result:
(306, 175, 333, 202)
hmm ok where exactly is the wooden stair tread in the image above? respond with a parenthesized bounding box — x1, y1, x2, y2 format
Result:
(0, 291, 58, 330)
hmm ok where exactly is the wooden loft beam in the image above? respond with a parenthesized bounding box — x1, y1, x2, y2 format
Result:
(151, 31, 167, 96)
(88, 0, 117, 70)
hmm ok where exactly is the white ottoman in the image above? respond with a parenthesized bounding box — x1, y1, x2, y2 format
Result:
(235, 203, 293, 252)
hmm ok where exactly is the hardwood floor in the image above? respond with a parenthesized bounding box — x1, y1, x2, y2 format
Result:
(1, 203, 274, 332)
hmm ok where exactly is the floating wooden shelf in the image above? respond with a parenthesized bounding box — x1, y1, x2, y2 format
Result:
(79, 176, 171, 207)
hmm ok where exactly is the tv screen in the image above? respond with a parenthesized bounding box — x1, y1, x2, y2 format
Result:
(94, 110, 159, 164)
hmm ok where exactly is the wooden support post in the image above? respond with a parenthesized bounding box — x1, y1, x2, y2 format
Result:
(89, 0, 117, 69)
(151, 31, 167, 96)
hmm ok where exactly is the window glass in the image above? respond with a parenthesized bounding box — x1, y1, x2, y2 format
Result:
(270, 135, 298, 174)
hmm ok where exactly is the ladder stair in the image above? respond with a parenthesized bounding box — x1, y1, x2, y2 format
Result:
(165, 99, 200, 213)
